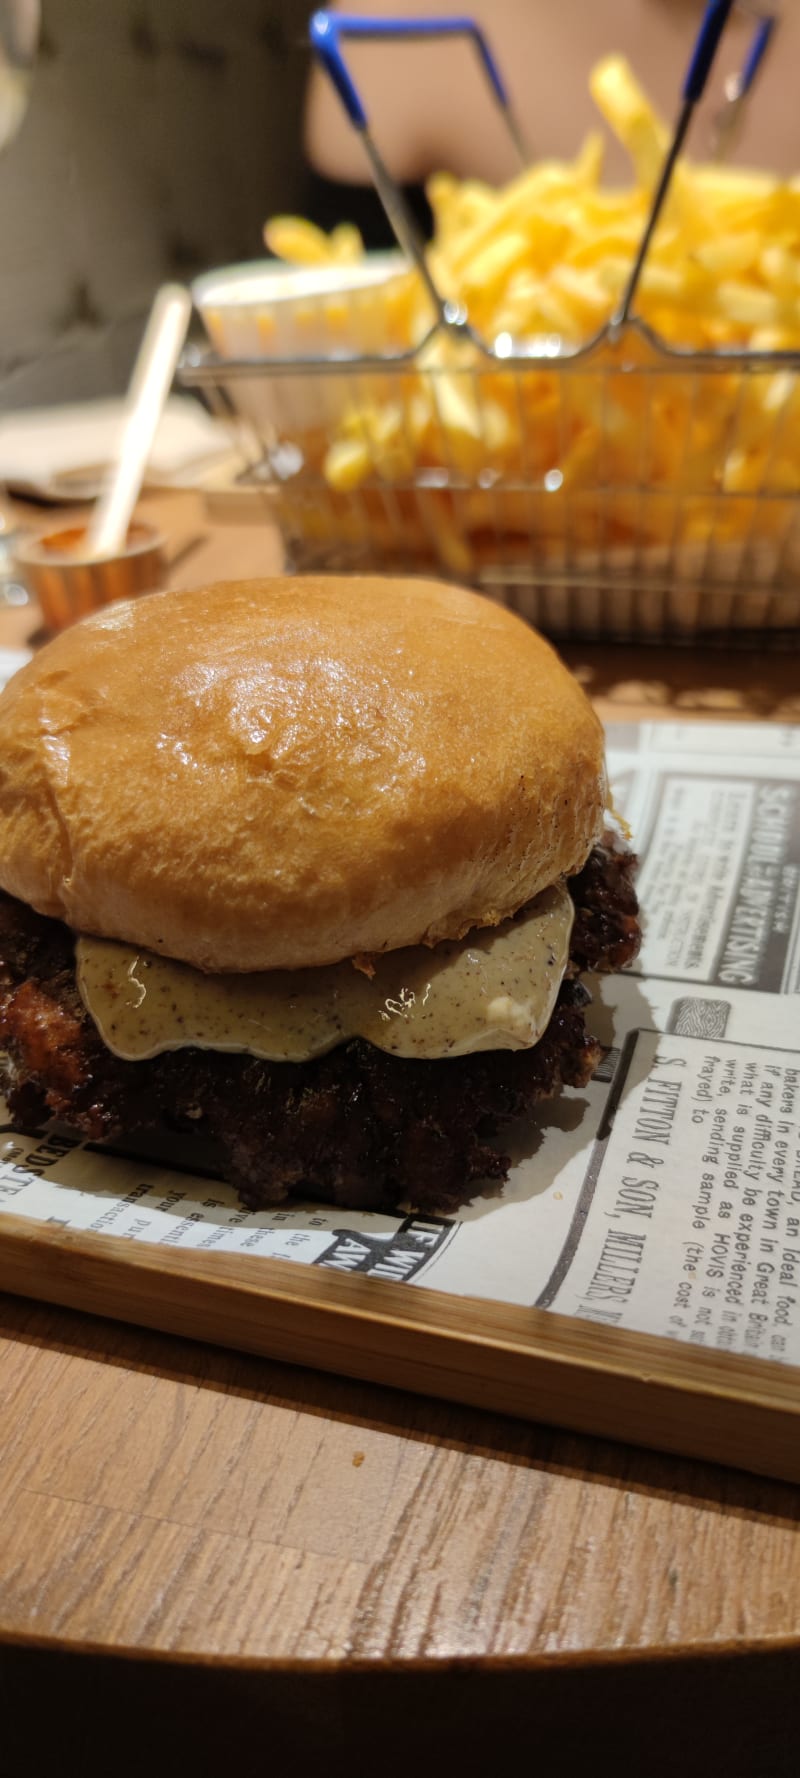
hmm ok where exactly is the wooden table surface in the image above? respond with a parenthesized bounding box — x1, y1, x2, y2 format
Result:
(2, 492, 799, 1773)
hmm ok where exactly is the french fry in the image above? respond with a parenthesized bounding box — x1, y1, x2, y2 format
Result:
(263, 216, 336, 264)
(329, 222, 364, 263)
(323, 435, 372, 492)
(692, 231, 763, 277)
(589, 56, 668, 187)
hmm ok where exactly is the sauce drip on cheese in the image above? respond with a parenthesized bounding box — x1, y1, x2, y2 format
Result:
(76, 885, 573, 1064)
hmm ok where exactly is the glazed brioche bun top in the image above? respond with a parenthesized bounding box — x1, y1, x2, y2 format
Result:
(0, 576, 607, 972)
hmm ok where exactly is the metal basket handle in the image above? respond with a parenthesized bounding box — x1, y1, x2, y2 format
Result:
(613, 0, 738, 328)
(309, 11, 526, 333)
(711, 11, 777, 161)
(309, 12, 528, 159)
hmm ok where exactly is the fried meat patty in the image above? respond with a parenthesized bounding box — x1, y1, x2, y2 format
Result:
(0, 840, 640, 1215)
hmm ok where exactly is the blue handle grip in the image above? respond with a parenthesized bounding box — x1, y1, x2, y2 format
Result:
(740, 15, 776, 97)
(310, 11, 509, 132)
(682, 0, 737, 101)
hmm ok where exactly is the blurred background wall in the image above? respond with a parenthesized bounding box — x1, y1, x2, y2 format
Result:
(0, 0, 311, 409)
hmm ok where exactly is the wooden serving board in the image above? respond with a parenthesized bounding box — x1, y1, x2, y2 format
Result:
(0, 1207, 798, 1484)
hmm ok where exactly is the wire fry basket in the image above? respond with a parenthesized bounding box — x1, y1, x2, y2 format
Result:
(180, 5, 800, 645)
(181, 320, 800, 643)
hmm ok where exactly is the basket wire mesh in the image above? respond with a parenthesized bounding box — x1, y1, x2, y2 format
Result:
(182, 323, 800, 644)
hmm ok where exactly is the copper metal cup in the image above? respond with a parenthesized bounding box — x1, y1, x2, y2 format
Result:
(14, 521, 167, 631)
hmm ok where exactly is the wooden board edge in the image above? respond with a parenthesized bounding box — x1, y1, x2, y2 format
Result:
(1, 1211, 799, 1483)
(3, 1619, 800, 1671)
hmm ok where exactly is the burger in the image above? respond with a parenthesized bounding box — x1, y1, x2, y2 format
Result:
(0, 575, 640, 1216)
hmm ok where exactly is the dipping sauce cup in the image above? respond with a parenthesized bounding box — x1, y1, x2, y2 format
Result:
(14, 521, 166, 631)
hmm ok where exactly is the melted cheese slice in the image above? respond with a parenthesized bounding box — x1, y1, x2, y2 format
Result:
(76, 884, 573, 1065)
